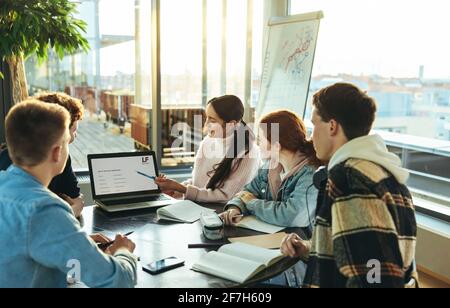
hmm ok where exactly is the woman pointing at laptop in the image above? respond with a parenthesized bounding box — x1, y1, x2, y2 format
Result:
(155, 95, 261, 204)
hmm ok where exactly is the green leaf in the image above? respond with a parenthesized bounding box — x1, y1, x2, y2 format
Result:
(1, 0, 90, 63)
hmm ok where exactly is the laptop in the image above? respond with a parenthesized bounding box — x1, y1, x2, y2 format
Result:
(87, 151, 177, 212)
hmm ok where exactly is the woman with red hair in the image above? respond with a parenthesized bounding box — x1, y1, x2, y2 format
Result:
(220, 110, 322, 287)
(221, 110, 321, 231)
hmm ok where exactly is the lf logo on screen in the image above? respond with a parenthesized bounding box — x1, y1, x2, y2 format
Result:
(142, 157, 150, 164)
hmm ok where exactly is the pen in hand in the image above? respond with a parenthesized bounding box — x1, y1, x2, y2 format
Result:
(97, 231, 134, 250)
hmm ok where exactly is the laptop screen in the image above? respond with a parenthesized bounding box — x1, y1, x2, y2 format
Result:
(88, 152, 159, 198)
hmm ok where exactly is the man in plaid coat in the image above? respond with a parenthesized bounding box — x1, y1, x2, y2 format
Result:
(282, 83, 418, 288)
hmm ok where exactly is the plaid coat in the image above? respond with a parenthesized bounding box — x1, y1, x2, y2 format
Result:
(303, 158, 417, 288)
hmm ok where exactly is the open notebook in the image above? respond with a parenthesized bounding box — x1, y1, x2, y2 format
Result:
(192, 242, 284, 284)
(156, 200, 215, 223)
(235, 216, 285, 234)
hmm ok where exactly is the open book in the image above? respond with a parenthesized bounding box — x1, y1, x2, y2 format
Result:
(235, 216, 285, 234)
(192, 242, 284, 284)
(156, 200, 215, 223)
(229, 232, 288, 249)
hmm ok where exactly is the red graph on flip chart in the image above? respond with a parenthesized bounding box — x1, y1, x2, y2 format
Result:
(258, 21, 320, 119)
(282, 31, 313, 77)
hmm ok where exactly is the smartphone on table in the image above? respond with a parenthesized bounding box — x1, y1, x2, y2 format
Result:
(142, 257, 185, 275)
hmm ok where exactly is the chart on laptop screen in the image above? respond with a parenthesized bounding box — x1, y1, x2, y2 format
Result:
(91, 155, 158, 196)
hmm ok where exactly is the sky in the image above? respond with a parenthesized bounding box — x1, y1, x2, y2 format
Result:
(77, 0, 450, 79)
(290, 0, 450, 78)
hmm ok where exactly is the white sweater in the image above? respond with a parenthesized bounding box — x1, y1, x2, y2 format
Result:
(184, 135, 261, 203)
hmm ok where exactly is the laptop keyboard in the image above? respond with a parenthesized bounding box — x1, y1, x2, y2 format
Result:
(102, 195, 171, 206)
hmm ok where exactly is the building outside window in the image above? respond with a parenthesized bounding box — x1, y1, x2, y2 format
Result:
(290, 0, 450, 206)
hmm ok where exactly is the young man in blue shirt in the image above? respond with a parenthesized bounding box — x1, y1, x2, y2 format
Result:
(0, 100, 138, 288)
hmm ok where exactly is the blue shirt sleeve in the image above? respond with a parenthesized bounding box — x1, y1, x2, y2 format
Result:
(225, 167, 267, 214)
(28, 202, 137, 288)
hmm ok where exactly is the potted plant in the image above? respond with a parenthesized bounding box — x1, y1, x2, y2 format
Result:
(0, 0, 89, 104)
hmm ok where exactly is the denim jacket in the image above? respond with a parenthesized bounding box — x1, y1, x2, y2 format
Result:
(225, 160, 318, 229)
(225, 159, 318, 287)
(0, 166, 138, 288)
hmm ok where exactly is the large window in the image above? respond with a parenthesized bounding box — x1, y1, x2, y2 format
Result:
(26, 0, 139, 171)
(225, 0, 247, 99)
(159, 0, 203, 168)
(290, 0, 450, 203)
(23, 0, 265, 171)
(206, 0, 264, 119)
